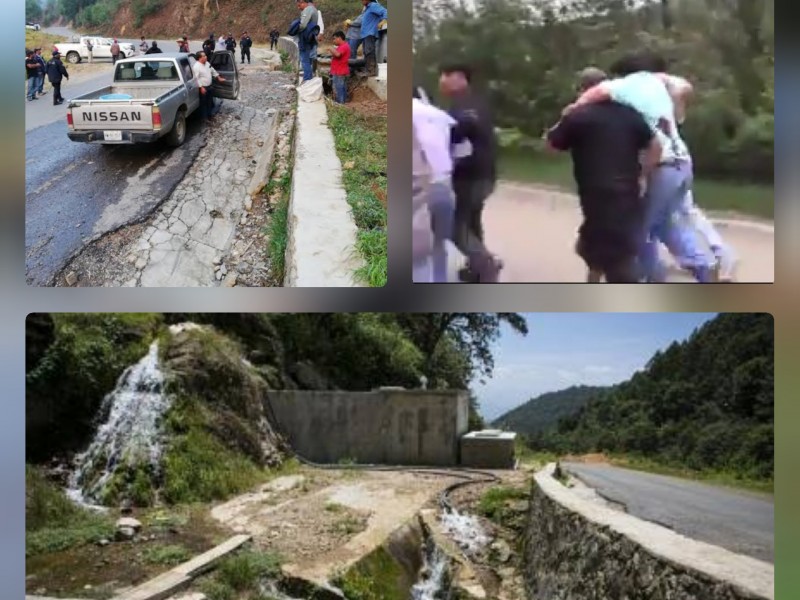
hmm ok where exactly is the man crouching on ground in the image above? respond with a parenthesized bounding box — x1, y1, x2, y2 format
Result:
(546, 67, 661, 283)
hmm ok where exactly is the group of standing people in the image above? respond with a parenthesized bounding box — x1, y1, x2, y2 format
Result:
(26, 47, 68, 106)
(294, 0, 386, 83)
(412, 51, 737, 284)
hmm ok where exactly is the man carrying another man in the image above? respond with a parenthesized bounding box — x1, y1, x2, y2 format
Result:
(547, 67, 662, 282)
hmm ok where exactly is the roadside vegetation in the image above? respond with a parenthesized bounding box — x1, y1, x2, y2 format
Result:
(25, 30, 65, 51)
(328, 104, 388, 287)
(512, 314, 773, 492)
(265, 110, 296, 286)
(498, 146, 774, 219)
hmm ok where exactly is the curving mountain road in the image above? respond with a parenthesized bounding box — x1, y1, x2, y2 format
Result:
(563, 462, 774, 563)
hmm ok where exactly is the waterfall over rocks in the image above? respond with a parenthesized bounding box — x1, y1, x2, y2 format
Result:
(66, 340, 171, 506)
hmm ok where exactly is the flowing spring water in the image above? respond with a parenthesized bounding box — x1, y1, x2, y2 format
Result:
(66, 340, 171, 506)
(411, 541, 451, 600)
(440, 508, 490, 557)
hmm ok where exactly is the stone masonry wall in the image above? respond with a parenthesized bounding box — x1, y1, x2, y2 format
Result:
(522, 469, 770, 600)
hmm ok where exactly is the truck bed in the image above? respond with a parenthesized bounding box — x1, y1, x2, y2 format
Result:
(73, 84, 180, 103)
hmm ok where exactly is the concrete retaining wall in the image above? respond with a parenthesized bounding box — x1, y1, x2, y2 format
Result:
(278, 36, 299, 67)
(265, 389, 469, 465)
(522, 464, 774, 600)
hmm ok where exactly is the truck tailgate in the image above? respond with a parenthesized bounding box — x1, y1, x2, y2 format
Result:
(71, 104, 154, 130)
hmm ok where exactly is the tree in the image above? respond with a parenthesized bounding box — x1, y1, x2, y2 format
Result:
(396, 313, 529, 383)
(26, 0, 43, 21)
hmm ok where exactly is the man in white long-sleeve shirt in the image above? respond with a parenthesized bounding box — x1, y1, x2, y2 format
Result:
(412, 88, 457, 282)
(192, 52, 226, 122)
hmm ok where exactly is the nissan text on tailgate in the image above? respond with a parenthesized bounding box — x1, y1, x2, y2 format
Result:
(67, 51, 239, 147)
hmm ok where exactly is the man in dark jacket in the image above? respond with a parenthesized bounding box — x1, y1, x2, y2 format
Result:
(440, 64, 502, 283)
(45, 50, 69, 105)
(202, 34, 215, 57)
(270, 28, 280, 51)
(225, 33, 237, 53)
(144, 41, 162, 54)
(240, 31, 252, 64)
(34, 48, 47, 97)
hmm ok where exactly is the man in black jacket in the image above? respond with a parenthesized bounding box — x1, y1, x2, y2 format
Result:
(202, 34, 215, 58)
(440, 64, 502, 283)
(144, 41, 162, 54)
(270, 29, 280, 51)
(225, 33, 237, 53)
(45, 51, 69, 105)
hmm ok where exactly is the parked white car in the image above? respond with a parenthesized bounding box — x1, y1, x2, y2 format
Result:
(54, 36, 137, 64)
(26, 23, 41, 31)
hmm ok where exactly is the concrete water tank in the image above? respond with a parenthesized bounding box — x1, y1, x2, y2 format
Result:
(460, 430, 517, 469)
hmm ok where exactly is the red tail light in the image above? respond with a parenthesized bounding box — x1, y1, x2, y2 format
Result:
(66, 109, 73, 129)
(152, 107, 161, 130)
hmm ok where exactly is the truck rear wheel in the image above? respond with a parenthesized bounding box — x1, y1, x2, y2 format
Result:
(66, 51, 81, 64)
(165, 110, 187, 147)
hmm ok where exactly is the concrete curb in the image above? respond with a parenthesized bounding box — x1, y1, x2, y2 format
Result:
(283, 95, 365, 287)
(246, 108, 280, 199)
(535, 463, 774, 599)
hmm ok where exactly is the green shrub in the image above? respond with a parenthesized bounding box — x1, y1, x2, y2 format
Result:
(217, 550, 282, 591)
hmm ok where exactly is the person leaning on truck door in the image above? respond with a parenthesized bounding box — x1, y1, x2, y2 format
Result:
(192, 51, 226, 123)
(46, 50, 68, 105)
(110, 39, 121, 63)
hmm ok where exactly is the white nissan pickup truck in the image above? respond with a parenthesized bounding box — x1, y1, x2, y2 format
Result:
(66, 52, 240, 147)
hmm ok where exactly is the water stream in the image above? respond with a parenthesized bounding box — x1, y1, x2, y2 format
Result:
(411, 540, 450, 599)
(440, 507, 490, 557)
(66, 340, 171, 506)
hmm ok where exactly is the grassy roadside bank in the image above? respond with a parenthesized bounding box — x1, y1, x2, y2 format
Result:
(500, 150, 774, 220)
(328, 103, 388, 287)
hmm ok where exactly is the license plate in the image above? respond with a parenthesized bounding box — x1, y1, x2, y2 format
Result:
(103, 130, 123, 141)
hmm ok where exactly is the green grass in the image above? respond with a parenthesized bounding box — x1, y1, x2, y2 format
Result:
(25, 465, 115, 557)
(216, 550, 282, 591)
(25, 30, 66, 52)
(335, 545, 407, 600)
(610, 454, 774, 495)
(265, 130, 294, 285)
(478, 486, 529, 524)
(499, 150, 774, 219)
(143, 544, 191, 566)
(327, 104, 388, 287)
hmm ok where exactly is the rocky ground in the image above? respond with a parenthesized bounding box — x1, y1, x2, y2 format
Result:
(58, 63, 296, 287)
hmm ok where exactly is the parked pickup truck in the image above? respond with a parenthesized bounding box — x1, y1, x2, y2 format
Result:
(67, 52, 240, 147)
(54, 35, 137, 64)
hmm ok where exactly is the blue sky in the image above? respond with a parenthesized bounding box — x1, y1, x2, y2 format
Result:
(477, 313, 718, 421)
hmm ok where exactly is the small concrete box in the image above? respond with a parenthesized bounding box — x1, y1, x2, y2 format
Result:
(460, 430, 517, 469)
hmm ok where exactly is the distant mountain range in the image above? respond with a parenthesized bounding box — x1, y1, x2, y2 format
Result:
(492, 385, 608, 436)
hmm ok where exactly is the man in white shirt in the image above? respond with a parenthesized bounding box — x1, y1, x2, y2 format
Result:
(413, 88, 457, 282)
(215, 35, 226, 51)
(192, 51, 226, 122)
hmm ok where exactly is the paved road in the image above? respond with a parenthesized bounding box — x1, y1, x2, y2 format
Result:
(25, 116, 206, 286)
(441, 183, 775, 283)
(563, 462, 774, 563)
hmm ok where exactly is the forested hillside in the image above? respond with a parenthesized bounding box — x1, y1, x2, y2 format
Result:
(529, 314, 774, 481)
(413, 0, 774, 184)
(31, 0, 392, 43)
(26, 313, 527, 503)
(492, 385, 607, 434)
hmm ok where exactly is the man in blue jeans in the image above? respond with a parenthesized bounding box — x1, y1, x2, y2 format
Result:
(296, 0, 319, 82)
(26, 50, 40, 101)
(330, 32, 351, 104)
(566, 52, 714, 282)
(360, 0, 387, 77)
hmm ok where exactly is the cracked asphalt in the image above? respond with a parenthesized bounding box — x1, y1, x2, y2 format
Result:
(26, 62, 296, 287)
